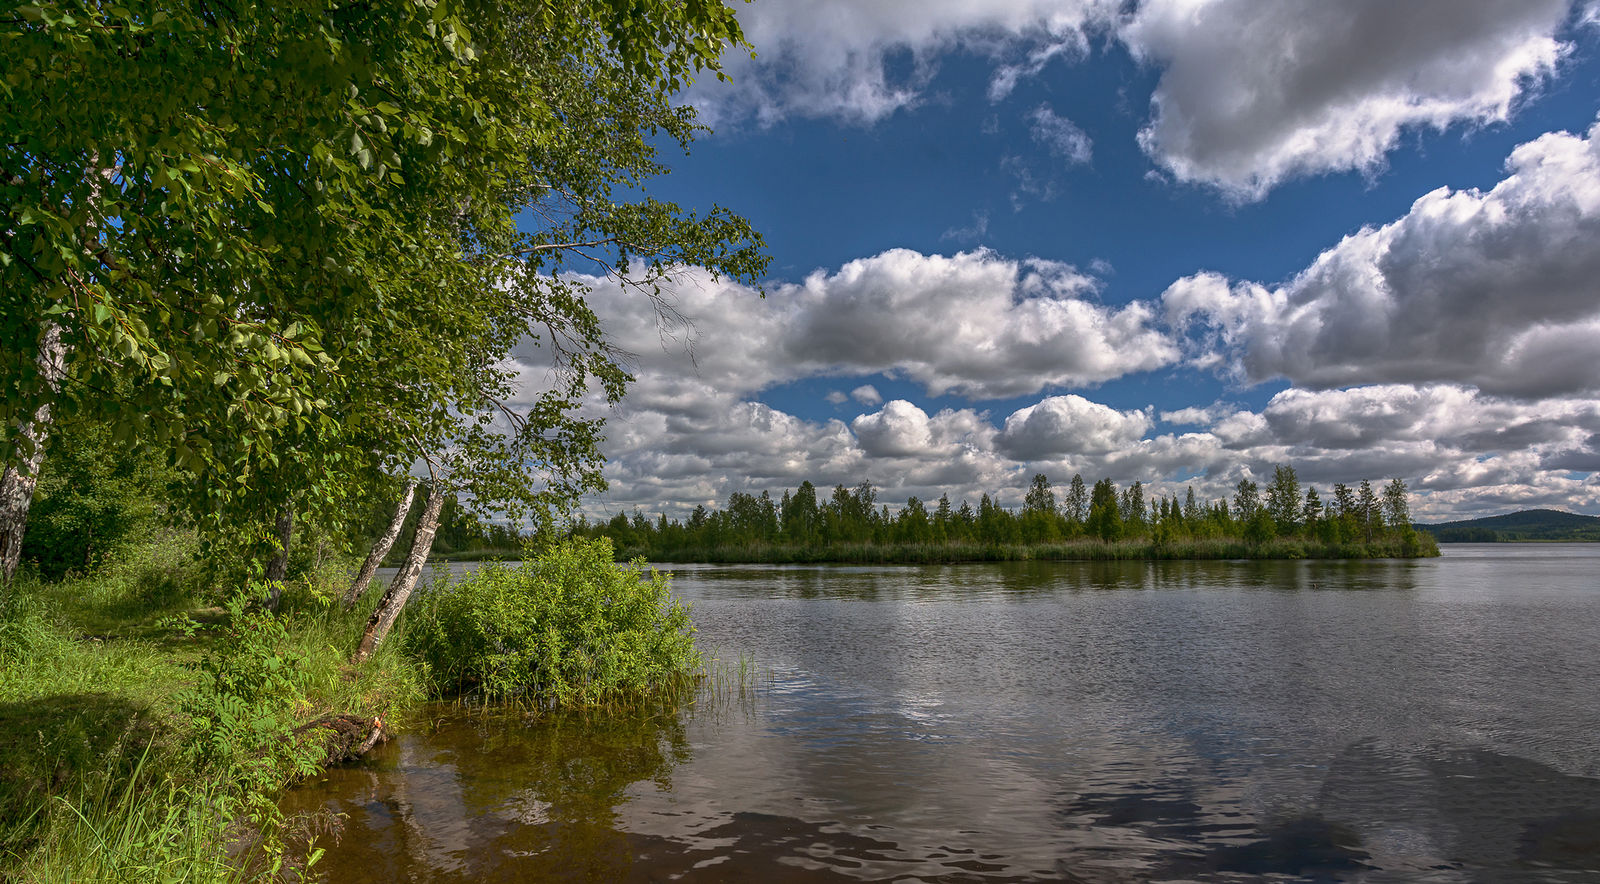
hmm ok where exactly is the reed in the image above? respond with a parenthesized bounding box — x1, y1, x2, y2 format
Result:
(695, 652, 770, 708)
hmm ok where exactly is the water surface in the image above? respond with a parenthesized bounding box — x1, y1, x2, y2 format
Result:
(292, 545, 1600, 881)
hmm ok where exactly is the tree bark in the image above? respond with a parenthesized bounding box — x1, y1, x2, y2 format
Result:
(352, 483, 443, 664)
(291, 714, 389, 765)
(4, 159, 105, 588)
(262, 504, 294, 611)
(1, 322, 67, 586)
(343, 476, 419, 610)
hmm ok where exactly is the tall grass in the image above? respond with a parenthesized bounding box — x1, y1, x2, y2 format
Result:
(0, 585, 187, 862)
(13, 747, 313, 884)
(270, 568, 427, 724)
(694, 652, 769, 710)
(0, 534, 423, 881)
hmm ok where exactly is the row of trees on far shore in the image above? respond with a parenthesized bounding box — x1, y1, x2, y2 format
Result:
(582, 466, 1430, 559)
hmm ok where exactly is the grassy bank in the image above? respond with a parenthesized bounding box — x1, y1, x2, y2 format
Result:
(620, 533, 1440, 564)
(0, 532, 424, 882)
(1, 535, 704, 881)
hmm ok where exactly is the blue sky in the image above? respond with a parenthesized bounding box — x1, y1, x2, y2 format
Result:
(551, 0, 1600, 521)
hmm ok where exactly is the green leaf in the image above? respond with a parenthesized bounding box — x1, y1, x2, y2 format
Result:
(2, 0, 767, 579)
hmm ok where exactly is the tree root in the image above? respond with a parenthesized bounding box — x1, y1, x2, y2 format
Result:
(291, 714, 388, 765)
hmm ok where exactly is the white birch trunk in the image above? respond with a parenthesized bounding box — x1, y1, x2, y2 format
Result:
(0, 323, 67, 584)
(353, 483, 443, 664)
(3, 159, 109, 585)
(343, 476, 419, 610)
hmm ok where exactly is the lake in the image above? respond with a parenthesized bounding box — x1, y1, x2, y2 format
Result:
(285, 544, 1600, 881)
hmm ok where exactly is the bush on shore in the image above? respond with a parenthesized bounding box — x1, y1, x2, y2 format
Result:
(405, 537, 699, 706)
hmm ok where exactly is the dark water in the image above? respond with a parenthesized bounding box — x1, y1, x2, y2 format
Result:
(288, 545, 1600, 882)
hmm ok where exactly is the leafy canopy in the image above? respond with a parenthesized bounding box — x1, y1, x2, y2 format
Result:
(3, 0, 766, 555)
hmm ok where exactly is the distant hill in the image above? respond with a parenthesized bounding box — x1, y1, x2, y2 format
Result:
(1418, 509, 1600, 542)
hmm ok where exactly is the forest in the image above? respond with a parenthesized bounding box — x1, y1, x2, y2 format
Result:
(1421, 509, 1600, 543)
(582, 466, 1438, 562)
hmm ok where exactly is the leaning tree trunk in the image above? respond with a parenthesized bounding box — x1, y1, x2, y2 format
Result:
(343, 476, 419, 611)
(0, 323, 67, 586)
(352, 483, 443, 664)
(261, 505, 295, 611)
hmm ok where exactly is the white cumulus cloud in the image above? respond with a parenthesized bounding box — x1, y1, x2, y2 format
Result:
(582, 248, 1175, 405)
(584, 373, 1600, 522)
(851, 384, 884, 406)
(996, 394, 1152, 459)
(852, 400, 996, 458)
(1164, 119, 1600, 396)
(786, 249, 1178, 397)
(691, 0, 1587, 199)
(693, 0, 1112, 125)
(1122, 0, 1574, 199)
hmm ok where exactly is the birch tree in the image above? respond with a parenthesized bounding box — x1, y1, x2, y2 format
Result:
(343, 477, 418, 611)
(3, 1, 765, 597)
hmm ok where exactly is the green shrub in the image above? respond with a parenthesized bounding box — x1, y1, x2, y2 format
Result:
(25, 419, 173, 581)
(405, 538, 699, 706)
(178, 592, 322, 798)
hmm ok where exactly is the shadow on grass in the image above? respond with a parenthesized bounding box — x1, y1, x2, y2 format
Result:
(0, 693, 165, 855)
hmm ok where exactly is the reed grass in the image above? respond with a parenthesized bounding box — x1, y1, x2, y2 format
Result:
(695, 652, 770, 708)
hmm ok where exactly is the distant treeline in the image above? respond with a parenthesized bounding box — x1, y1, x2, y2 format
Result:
(580, 466, 1438, 562)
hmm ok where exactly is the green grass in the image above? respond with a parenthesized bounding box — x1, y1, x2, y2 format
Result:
(12, 746, 306, 884)
(0, 538, 204, 860)
(0, 533, 424, 881)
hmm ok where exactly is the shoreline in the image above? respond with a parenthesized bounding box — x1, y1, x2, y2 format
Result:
(603, 535, 1441, 565)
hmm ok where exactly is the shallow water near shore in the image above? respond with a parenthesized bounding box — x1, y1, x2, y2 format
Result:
(289, 545, 1600, 881)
